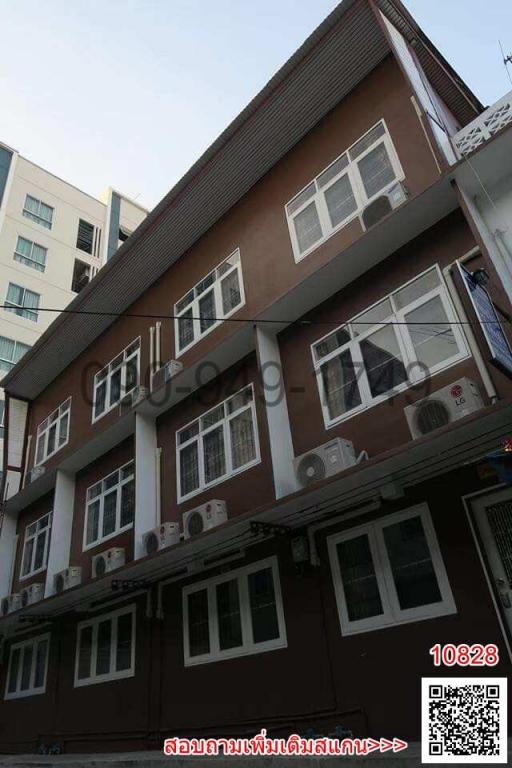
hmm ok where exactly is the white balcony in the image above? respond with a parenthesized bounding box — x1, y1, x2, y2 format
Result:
(454, 91, 512, 157)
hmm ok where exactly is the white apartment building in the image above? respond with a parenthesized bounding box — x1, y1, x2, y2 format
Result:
(0, 141, 148, 461)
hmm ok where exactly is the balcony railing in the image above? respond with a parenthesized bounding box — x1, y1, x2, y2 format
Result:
(454, 91, 512, 157)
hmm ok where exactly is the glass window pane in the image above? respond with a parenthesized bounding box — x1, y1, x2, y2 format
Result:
(230, 410, 256, 470)
(8, 648, 20, 693)
(201, 404, 224, 429)
(314, 326, 351, 360)
(86, 500, 100, 545)
(20, 645, 33, 690)
(360, 326, 407, 397)
(357, 143, 396, 198)
(287, 181, 316, 216)
(195, 271, 215, 297)
(120, 479, 135, 528)
(22, 538, 34, 577)
(102, 490, 118, 537)
(203, 425, 226, 484)
(227, 388, 252, 414)
(321, 349, 362, 420)
(324, 174, 357, 228)
(349, 122, 386, 160)
(109, 368, 122, 406)
(393, 270, 440, 310)
(188, 589, 210, 657)
(221, 270, 241, 315)
(248, 568, 279, 643)
(336, 535, 383, 621)
(180, 443, 199, 496)
(96, 619, 112, 676)
(34, 639, 48, 688)
(94, 380, 107, 418)
(179, 422, 199, 444)
(405, 296, 459, 369)
(383, 516, 442, 610)
(47, 423, 57, 456)
(199, 290, 216, 334)
(317, 154, 349, 188)
(33, 531, 47, 571)
(116, 613, 133, 671)
(293, 201, 323, 254)
(352, 298, 392, 336)
(58, 411, 69, 446)
(125, 355, 138, 393)
(178, 309, 194, 350)
(176, 290, 194, 313)
(216, 579, 243, 650)
(78, 626, 93, 680)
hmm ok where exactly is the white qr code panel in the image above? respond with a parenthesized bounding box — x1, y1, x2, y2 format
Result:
(422, 678, 508, 763)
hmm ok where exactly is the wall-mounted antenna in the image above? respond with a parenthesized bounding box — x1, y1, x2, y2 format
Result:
(499, 40, 512, 88)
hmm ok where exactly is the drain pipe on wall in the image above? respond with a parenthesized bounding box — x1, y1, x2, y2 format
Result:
(155, 447, 162, 527)
(442, 248, 498, 403)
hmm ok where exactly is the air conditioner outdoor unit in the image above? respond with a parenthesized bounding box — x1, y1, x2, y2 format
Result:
(152, 359, 184, 391)
(120, 386, 149, 408)
(404, 378, 484, 440)
(92, 548, 125, 579)
(361, 181, 408, 230)
(143, 523, 181, 555)
(183, 500, 227, 540)
(1, 594, 22, 616)
(29, 466, 46, 483)
(21, 583, 45, 608)
(294, 438, 357, 488)
(54, 567, 82, 594)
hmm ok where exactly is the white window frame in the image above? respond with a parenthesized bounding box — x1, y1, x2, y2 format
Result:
(83, 460, 135, 551)
(286, 119, 404, 262)
(92, 338, 140, 423)
(312, 265, 469, 429)
(4, 633, 50, 700)
(176, 384, 260, 503)
(74, 605, 136, 687)
(328, 504, 456, 637)
(14, 235, 47, 273)
(20, 512, 52, 581)
(5, 282, 40, 323)
(22, 194, 54, 230)
(183, 556, 287, 666)
(174, 249, 246, 356)
(34, 397, 71, 466)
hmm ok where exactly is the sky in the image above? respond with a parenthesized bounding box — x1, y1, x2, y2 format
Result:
(1, 0, 512, 211)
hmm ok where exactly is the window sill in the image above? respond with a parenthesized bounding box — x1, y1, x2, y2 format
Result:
(19, 565, 47, 583)
(339, 601, 457, 637)
(5, 687, 46, 701)
(175, 299, 246, 359)
(74, 668, 135, 688)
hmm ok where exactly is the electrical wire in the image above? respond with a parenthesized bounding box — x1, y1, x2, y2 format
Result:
(0, 304, 509, 328)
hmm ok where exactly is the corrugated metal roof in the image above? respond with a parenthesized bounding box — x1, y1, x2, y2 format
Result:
(3, 0, 482, 400)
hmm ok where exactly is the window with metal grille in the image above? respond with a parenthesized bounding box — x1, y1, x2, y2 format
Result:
(92, 339, 140, 421)
(84, 460, 135, 550)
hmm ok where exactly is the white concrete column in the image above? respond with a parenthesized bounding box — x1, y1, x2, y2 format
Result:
(45, 470, 75, 597)
(255, 326, 298, 499)
(0, 512, 17, 600)
(134, 413, 158, 559)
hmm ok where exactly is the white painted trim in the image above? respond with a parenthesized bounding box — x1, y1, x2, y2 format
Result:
(183, 556, 287, 666)
(19, 511, 52, 581)
(285, 119, 405, 263)
(327, 503, 457, 636)
(73, 604, 136, 687)
(34, 397, 72, 466)
(174, 248, 246, 357)
(4, 632, 50, 700)
(82, 460, 135, 552)
(91, 337, 141, 423)
(176, 383, 261, 503)
(311, 264, 470, 430)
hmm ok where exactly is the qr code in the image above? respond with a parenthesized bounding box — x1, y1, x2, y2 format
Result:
(422, 678, 508, 763)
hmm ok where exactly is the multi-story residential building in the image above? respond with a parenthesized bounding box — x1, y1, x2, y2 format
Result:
(0, 0, 512, 754)
(0, 143, 148, 465)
